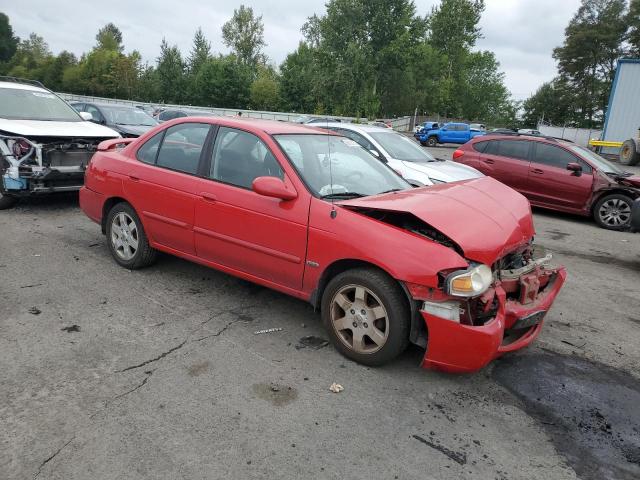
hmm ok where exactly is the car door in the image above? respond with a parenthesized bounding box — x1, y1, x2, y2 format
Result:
(85, 104, 106, 125)
(123, 122, 212, 255)
(439, 125, 453, 143)
(191, 126, 310, 290)
(527, 142, 593, 210)
(476, 139, 532, 194)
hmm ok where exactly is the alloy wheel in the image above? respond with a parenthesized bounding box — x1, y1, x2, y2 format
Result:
(110, 212, 139, 261)
(330, 284, 389, 354)
(598, 198, 631, 228)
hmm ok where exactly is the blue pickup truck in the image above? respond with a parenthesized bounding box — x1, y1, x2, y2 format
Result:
(417, 122, 485, 147)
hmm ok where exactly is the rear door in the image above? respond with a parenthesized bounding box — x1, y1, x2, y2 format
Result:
(527, 142, 593, 210)
(474, 139, 532, 194)
(124, 122, 212, 255)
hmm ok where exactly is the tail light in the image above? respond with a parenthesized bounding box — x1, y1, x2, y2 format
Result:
(453, 149, 464, 160)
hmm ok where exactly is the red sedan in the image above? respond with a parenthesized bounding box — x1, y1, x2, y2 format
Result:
(80, 117, 566, 373)
(453, 134, 640, 230)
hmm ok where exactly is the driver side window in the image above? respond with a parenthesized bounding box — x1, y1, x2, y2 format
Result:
(209, 127, 284, 190)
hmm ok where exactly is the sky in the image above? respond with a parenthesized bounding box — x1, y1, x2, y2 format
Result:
(2, 0, 582, 101)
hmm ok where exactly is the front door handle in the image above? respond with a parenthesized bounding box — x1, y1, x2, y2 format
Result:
(482, 158, 495, 164)
(200, 192, 217, 203)
(531, 168, 544, 175)
(129, 175, 140, 182)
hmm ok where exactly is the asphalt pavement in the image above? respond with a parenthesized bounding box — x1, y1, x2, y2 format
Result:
(1, 149, 639, 479)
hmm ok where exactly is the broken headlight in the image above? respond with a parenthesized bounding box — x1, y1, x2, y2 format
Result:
(445, 264, 493, 298)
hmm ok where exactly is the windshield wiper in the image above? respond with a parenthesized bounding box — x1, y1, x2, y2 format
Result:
(607, 171, 632, 178)
(379, 188, 403, 194)
(321, 192, 366, 200)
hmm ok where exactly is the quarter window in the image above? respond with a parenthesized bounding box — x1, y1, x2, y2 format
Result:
(137, 131, 163, 164)
(210, 127, 283, 189)
(155, 123, 210, 174)
(533, 143, 580, 169)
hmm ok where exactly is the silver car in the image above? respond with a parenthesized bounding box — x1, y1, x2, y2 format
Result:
(322, 123, 483, 186)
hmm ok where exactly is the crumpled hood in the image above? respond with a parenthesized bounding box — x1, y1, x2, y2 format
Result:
(337, 177, 534, 265)
(400, 160, 483, 182)
(619, 175, 640, 188)
(0, 118, 120, 138)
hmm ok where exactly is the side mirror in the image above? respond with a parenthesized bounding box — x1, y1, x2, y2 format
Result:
(79, 111, 93, 121)
(567, 162, 582, 175)
(252, 176, 297, 201)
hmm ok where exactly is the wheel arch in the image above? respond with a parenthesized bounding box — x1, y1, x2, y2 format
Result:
(310, 258, 425, 347)
(101, 196, 130, 234)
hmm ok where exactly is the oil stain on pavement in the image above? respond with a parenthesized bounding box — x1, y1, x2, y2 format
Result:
(493, 352, 640, 480)
(252, 383, 298, 407)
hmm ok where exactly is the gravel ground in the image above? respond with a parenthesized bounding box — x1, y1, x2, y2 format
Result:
(1, 150, 639, 479)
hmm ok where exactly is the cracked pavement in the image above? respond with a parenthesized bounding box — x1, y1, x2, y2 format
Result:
(2, 153, 640, 479)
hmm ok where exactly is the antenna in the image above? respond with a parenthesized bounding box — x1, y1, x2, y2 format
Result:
(327, 120, 336, 218)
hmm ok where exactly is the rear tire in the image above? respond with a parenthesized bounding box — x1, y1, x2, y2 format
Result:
(0, 192, 18, 210)
(593, 193, 634, 230)
(321, 268, 410, 366)
(106, 202, 157, 269)
(427, 136, 438, 147)
(620, 139, 639, 166)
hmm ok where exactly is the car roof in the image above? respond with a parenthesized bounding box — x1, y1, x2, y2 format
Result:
(170, 116, 337, 135)
(0, 81, 48, 93)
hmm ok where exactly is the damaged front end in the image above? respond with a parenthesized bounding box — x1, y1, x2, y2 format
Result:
(417, 243, 566, 373)
(0, 134, 109, 196)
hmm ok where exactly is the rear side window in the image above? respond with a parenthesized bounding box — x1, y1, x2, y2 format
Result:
(533, 143, 579, 169)
(473, 141, 488, 153)
(155, 123, 210, 174)
(137, 132, 163, 164)
(484, 140, 500, 155)
(498, 140, 531, 160)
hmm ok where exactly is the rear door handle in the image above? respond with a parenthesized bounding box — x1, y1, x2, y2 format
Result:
(200, 192, 217, 203)
(532, 169, 544, 175)
(129, 175, 140, 182)
(482, 158, 494, 164)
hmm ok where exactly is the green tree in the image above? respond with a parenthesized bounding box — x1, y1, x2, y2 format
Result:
(0, 12, 19, 71)
(188, 27, 212, 74)
(193, 55, 251, 108)
(279, 42, 321, 113)
(522, 79, 576, 127)
(40, 51, 77, 91)
(95, 23, 124, 52)
(552, 0, 628, 127)
(222, 5, 266, 68)
(250, 65, 280, 111)
(7, 33, 51, 79)
(156, 38, 185, 103)
(628, 0, 640, 55)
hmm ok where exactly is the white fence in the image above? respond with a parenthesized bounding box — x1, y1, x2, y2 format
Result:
(537, 124, 601, 147)
(57, 92, 412, 130)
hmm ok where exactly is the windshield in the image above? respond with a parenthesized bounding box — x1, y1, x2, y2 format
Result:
(101, 105, 158, 126)
(275, 134, 410, 198)
(0, 87, 81, 121)
(568, 145, 626, 175)
(369, 131, 437, 162)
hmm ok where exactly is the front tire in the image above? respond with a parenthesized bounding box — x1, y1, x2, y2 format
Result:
(426, 136, 438, 147)
(106, 202, 157, 269)
(593, 193, 634, 230)
(321, 268, 410, 366)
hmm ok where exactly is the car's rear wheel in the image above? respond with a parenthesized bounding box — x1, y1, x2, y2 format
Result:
(321, 268, 410, 366)
(106, 202, 157, 269)
(427, 136, 438, 147)
(594, 193, 634, 230)
(0, 191, 18, 210)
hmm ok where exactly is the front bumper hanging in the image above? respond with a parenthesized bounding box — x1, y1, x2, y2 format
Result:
(420, 264, 567, 373)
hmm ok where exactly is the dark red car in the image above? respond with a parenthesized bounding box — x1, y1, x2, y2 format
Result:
(80, 117, 566, 373)
(453, 135, 640, 230)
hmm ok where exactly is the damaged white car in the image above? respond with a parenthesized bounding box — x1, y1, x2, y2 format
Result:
(0, 77, 120, 209)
